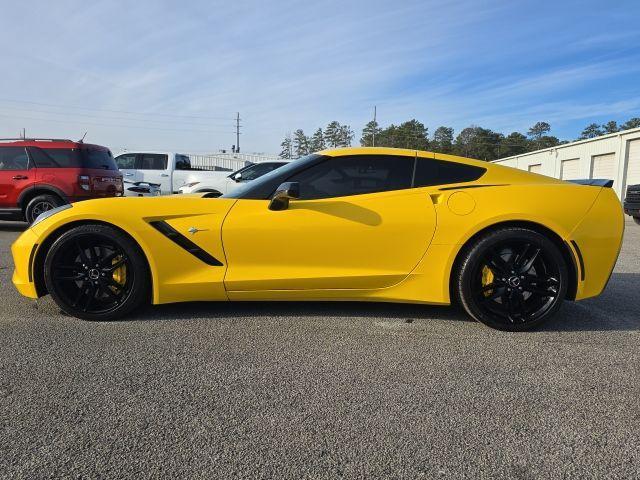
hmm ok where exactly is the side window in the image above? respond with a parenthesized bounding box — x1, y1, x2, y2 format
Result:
(30, 148, 82, 168)
(287, 155, 414, 200)
(241, 163, 280, 181)
(139, 154, 168, 170)
(175, 155, 191, 170)
(414, 158, 486, 187)
(114, 154, 136, 169)
(0, 147, 29, 170)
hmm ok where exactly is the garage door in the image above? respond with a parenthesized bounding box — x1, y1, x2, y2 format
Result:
(591, 153, 616, 184)
(560, 159, 580, 180)
(528, 164, 542, 174)
(626, 140, 640, 188)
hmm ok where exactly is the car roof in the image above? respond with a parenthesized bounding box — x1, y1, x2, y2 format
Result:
(0, 138, 109, 150)
(318, 146, 488, 167)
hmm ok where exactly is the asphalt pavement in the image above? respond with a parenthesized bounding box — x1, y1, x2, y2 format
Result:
(1, 220, 639, 479)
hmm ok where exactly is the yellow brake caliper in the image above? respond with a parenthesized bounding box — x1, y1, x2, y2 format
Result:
(481, 265, 495, 297)
(111, 256, 126, 289)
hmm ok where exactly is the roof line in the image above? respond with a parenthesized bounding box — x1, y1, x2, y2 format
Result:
(492, 126, 640, 163)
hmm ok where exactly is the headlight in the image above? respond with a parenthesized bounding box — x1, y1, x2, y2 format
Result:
(31, 204, 73, 227)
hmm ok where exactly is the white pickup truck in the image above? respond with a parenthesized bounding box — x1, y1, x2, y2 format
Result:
(113, 151, 235, 195)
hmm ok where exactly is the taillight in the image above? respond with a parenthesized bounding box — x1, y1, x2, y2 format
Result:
(78, 175, 91, 191)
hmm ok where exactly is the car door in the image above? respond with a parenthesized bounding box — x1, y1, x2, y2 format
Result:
(0, 147, 32, 209)
(222, 154, 437, 291)
(137, 153, 171, 194)
(171, 154, 192, 192)
(114, 153, 140, 185)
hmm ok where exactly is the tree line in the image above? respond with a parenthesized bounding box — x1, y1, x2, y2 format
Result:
(279, 117, 640, 161)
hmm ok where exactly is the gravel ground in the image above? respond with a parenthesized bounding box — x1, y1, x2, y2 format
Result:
(1, 220, 639, 479)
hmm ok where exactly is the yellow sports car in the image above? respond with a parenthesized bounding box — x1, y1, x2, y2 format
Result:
(11, 147, 624, 331)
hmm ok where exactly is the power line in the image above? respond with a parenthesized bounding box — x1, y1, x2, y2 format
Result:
(0, 98, 234, 121)
(0, 112, 236, 134)
(0, 105, 236, 128)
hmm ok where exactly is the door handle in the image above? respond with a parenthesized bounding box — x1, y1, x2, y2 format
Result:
(12, 175, 28, 180)
(124, 172, 134, 176)
(160, 174, 169, 177)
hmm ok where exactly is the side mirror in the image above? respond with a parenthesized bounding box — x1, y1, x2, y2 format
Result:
(269, 182, 300, 211)
(233, 173, 242, 182)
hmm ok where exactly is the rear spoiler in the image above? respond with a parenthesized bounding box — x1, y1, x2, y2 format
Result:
(567, 179, 614, 188)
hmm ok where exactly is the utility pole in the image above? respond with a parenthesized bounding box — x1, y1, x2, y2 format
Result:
(235, 112, 241, 153)
(372, 106, 376, 147)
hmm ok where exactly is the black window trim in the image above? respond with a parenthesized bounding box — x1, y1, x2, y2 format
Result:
(225, 153, 486, 201)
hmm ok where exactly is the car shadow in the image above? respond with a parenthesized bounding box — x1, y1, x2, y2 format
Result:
(0, 221, 27, 232)
(541, 272, 640, 332)
(133, 272, 640, 333)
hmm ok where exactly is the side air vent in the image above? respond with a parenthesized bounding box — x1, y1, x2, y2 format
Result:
(149, 221, 223, 266)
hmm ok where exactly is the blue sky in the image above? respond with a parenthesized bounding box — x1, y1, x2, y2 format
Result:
(0, 0, 639, 154)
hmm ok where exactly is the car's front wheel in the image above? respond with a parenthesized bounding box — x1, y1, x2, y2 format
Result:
(43, 224, 150, 321)
(633, 216, 640, 226)
(454, 227, 568, 331)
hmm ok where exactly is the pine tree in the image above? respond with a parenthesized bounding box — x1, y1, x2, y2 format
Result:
(338, 124, 354, 147)
(527, 122, 551, 140)
(324, 121, 342, 148)
(360, 120, 381, 147)
(621, 117, 640, 130)
(279, 135, 292, 159)
(602, 120, 619, 134)
(432, 126, 454, 153)
(309, 128, 325, 152)
(293, 129, 309, 158)
(580, 123, 604, 140)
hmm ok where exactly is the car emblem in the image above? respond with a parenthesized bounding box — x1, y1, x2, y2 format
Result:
(188, 226, 207, 235)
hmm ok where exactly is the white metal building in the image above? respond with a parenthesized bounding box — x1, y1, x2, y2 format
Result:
(492, 127, 640, 199)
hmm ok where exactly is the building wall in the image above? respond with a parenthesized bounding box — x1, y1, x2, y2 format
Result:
(492, 127, 640, 198)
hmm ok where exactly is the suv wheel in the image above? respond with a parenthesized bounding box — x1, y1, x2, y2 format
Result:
(634, 216, 640, 226)
(25, 194, 64, 224)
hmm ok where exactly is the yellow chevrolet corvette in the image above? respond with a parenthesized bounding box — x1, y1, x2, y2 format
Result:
(11, 147, 623, 331)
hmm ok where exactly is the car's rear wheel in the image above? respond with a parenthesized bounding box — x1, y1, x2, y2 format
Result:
(44, 224, 150, 321)
(455, 227, 568, 331)
(25, 194, 64, 224)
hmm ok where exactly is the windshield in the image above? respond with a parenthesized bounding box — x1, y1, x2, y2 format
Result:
(222, 154, 322, 199)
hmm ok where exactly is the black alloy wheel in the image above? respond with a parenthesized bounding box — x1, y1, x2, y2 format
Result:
(455, 227, 568, 331)
(44, 224, 149, 321)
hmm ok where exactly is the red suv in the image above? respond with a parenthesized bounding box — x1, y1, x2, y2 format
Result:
(0, 138, 123, 223)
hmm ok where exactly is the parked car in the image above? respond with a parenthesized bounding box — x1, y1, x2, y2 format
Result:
(123, 179, 161, 197)
(114, 151, 240, 195)
(623, 184, 640, 224)
(0, 138, 123, 223)
(179, 161, 289, 196)
(12, 147, 623, 331)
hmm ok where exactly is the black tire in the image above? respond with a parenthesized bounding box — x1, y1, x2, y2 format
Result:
(25, 194, 64, 224)
(454, 227, 568, 331)
(43, 224, 150, 321)
(634, 217, 640, 226)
